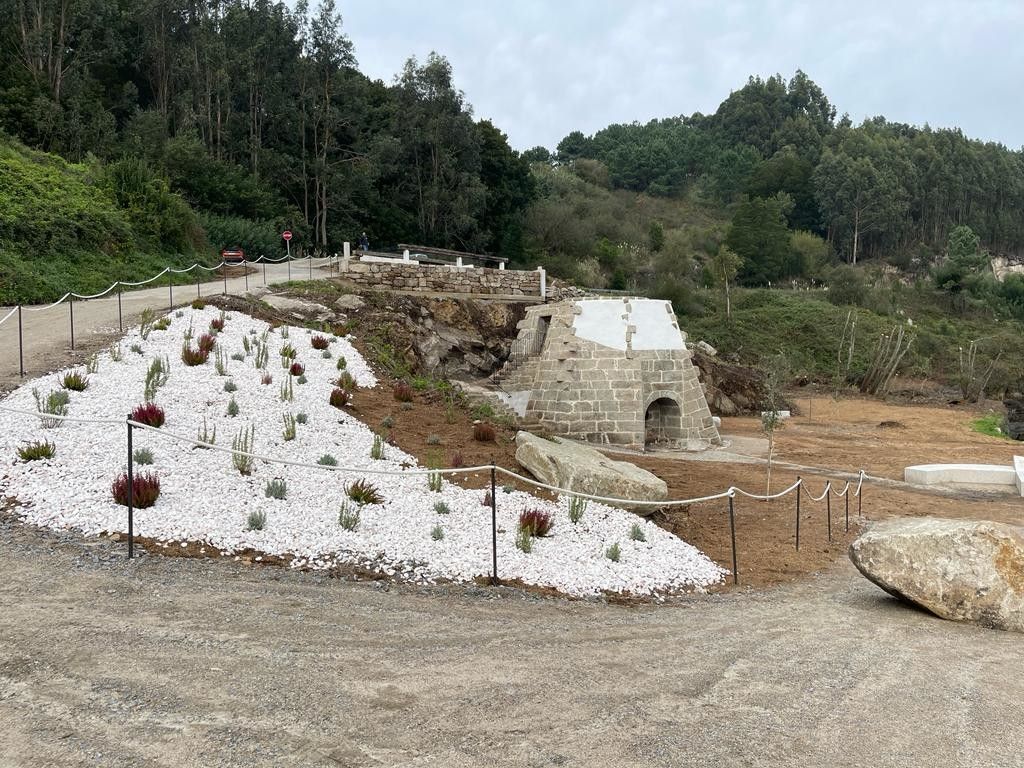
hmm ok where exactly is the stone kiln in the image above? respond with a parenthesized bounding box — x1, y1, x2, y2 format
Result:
(495, 298, 720, 450)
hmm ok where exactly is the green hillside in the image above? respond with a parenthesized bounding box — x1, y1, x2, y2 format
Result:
(0, 139, 207, 304)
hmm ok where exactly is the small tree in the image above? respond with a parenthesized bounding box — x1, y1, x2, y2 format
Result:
(709, 245, 742, 319)
(761, 353, 789, 496)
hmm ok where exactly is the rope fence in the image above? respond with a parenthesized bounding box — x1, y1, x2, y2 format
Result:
(0, 400, 868, 585)
(0, 252, 341, 377)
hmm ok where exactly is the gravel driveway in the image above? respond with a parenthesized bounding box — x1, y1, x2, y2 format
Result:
(1, 509, 1022, 768)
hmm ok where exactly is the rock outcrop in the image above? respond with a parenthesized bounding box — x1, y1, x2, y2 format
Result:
(1003, 393, 1024, 440)
(514, 431, 668, 513)
(849, 517, 1024, 632)
(691, 350, 769, 416)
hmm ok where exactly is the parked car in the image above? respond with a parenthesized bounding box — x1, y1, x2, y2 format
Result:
(220, 247, 245, 264)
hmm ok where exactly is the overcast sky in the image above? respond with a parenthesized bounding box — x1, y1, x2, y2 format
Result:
(341, 0, 1024, 152)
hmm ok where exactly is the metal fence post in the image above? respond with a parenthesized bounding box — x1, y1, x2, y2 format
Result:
(196, 275, 201, 299)
(117, 287, 123, 332)
(127, 421, 135, 560)
(69, 296, 75, 351)
(244, 261, 249, 293)
(263, 259, 267, 286)
(728, 494, 738, 585)
(795, 476, 801, 551)
(287, 257, 291, 282)
(17, 307, 25, 378)
(826, 489, 832, 542)
(845, 491, 850, 533)
(309, 254, 312, 281)
(168, 273, 173, 310)
(858, 477, 863, 518)
(490, 463, 498, 585)
(222, 265, 227, 295)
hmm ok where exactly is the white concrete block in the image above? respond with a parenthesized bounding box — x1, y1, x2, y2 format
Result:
(1015, 456, 1024, 497)
(904, 463, 1018, 488)
(712, 416, 721, 429)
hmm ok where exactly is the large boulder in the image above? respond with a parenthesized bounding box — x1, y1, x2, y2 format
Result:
(514, 431, 668, 514)
(849, 517, 1024, 632)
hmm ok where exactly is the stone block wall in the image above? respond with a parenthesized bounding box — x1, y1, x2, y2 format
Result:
(339, 259, 545, 298)
(499, 300, 721, 450)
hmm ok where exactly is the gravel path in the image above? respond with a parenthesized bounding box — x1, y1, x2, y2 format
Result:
(1, 511, 1022, 767)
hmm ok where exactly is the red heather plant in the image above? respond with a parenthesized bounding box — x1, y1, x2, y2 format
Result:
(197, 333, 217, 353)
(518, 509, 554, 538)
(111, 470, 161, 508)
(289, 361, 305, 377)
(130, 402, 166, 427)
(393, 382, 414, 402)
(311, 334, 330, 350)
(473, 422, 496, 442)
(210, 317, 225, 332)
(181, 344, 208, 366)
(329, 387, 351, 408)
(261, 372, 273, 385)
(449, 451, 465, 469)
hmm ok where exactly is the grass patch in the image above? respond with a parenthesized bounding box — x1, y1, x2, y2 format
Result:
(971, 413, 1011, 440)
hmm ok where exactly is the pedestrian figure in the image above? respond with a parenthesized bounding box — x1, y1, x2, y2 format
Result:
(359, 232, 369, 251)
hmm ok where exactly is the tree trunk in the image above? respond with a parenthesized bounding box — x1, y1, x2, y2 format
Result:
(851, 208, 860, 265)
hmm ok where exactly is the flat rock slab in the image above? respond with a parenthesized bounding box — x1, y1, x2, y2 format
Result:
(904, 463, 1017, 488)
(515, 431, 668, 513)
(850, 517, 1024, 632)
(262, 294, 334, 320)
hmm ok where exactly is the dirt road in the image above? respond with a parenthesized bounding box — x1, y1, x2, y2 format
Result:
(0, 260, 326, 388)
(1, 510, 1022, 768)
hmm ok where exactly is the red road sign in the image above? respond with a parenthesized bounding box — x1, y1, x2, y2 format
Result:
(282, 230, 293, 242)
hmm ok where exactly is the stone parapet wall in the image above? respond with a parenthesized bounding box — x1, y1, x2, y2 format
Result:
(339, 259, 546, 298)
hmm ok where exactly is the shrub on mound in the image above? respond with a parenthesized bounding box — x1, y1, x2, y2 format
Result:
(346, 478, 384, 505)
(393, 382, 414, 402)
(519, 509, 554, 538)
(130, 402, 165, 427)
(60, 370, 89, 391)
(181, 343, 208, 366)
(311, 334, 330, 350)
(329, 388, 350, 408)
(473, 422, 496, 442)
(18, 440, 55, 461)
(197, 333, 217, 353)
(289, 361, 305, 377)
(111, 470, 161, 508)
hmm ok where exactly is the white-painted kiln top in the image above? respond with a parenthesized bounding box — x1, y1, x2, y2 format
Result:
(572, 298, 685, 351)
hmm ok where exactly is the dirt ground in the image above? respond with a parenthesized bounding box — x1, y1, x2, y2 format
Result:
(2, 506, 1024, 768)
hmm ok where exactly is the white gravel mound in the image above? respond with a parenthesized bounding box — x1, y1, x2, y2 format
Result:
(0, 307, 725, 596)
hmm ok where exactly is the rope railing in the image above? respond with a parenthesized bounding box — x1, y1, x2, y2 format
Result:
(1, 397, 869, 585)
(0, 251, 346, 376)
(1, 252, 336, 316)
